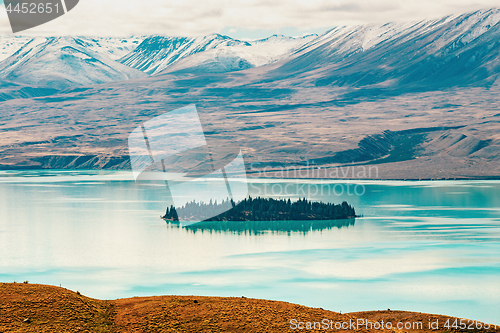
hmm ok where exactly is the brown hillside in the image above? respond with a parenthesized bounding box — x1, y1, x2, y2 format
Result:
(0, 283, 498, 332)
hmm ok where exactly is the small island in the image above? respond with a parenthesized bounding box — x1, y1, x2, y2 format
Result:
(161, 197, 356, 222)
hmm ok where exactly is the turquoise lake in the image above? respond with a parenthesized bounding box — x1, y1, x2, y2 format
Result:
(0, 170, 499, 324)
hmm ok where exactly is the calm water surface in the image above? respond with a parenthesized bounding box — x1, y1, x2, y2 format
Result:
(0, 170, 499, 324)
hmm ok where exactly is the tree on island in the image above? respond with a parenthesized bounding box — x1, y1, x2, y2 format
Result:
(162, 197, 356, 222)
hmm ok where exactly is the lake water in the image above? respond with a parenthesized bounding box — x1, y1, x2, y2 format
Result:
(0, 170, 499, 324)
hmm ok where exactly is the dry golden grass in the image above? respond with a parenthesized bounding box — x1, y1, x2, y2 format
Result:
(1, 283, 498, 332)
(0, 283, 114, 332)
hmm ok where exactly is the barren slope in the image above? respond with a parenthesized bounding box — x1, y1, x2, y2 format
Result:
(1, 283, 498, 333)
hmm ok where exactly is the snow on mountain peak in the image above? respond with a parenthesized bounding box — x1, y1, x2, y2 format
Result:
(1, 7, 499, 87)
(120, 33, 318, 75)
(0, 36, 147, 88)
(274, 8, 500, 90)
(0, 35, 34, 62)
(118, 34, 253, 75)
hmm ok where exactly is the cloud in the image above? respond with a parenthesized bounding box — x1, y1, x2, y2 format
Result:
(0, 0, 499, 37)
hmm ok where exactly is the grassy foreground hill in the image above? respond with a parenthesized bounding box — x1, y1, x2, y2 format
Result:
(1, 283, 498, 332)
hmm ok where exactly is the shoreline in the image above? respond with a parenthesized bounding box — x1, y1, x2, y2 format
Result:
(1, 168, 500, 181)
(1, 283, 498, 332)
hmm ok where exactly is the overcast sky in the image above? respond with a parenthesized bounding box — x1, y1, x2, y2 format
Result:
(0, 0, 499, 38)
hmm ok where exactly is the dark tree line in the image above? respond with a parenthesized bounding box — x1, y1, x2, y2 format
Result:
(162, 197, 356, 222)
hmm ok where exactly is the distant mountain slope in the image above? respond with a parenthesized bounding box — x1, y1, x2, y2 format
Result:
(251, 34, 317, 54)
(0, 36, 33, 62)
(66, 36, 145, 60)
(0, 34, 314, 80)
(118, 34, 252, 74)
(275, 8, 500, 91)
(0, 37, 147, 88)
(0, 80, 58, 101)
(0, 36, 144, 62)
(119, 34, 316, 74)
(159, 34, 317, 74)
(0, 9, 499, 178)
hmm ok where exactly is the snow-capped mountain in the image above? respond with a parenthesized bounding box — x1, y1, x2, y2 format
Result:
(0, 37, 147, 88)
(276, 9, 500, 90)
(0, 33, 316, 87)
(0, 9, 499, 177)
(65, 36, 145, 60)
(159, 34, 318, 74)
(0, 36, 144, 62)
(251, 34, 318, 58)
(118, 34, 251, 74)
(1, 9, 499, 88)
(0, 36, 33, 62)
(119, 33, 317, 75)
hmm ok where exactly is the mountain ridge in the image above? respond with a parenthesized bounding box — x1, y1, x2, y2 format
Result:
(0, 8, 499, 178)
(0, 33, 317, 86)
(0, 37, 147, 88)
(273, 8, 500, 92)
(118, 33, 317, 75)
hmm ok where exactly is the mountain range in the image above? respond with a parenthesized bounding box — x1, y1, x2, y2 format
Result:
(276, 10, 500, 92)
(0, 37, 147, 88)
(0, 8, 499, 179)
(0, 33, 316, 87)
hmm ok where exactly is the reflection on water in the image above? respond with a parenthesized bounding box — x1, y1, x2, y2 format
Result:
(173, 218, 356, 234)
(0, 171, 499, 325)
